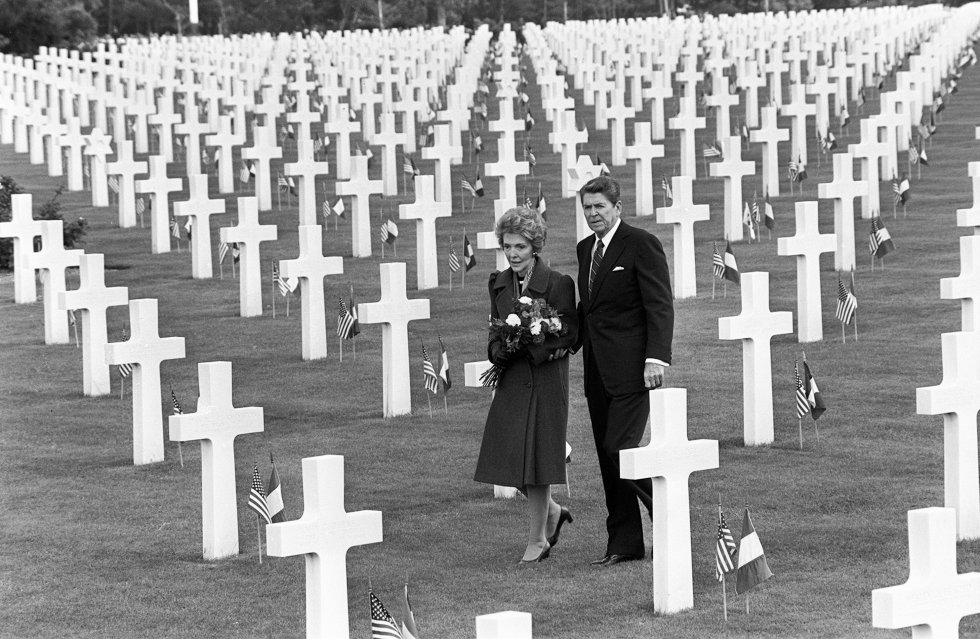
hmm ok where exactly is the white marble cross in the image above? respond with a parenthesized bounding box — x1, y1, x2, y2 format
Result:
(279, 225, 344, 361)
(106, 138, 148, 229)
(335, 155, 384, 258)
(776, 202, 836, 343)
(357, 262, 431, 417)
(817, 152, 867, 272)
(849, 118, 889, 219)
(655, 176, 709, 299)
(266, 454, 383, 639)
(475, 611, 533, 638)
(28, 221, 82, 344)
(83, 127, 113, 207)
(135, 155, 184, 255)
(668, 97, 705, 179)
(105, 298, 185, 465)
(420, 122, 462, 203)
(172, 174, 227, 279)
(620, 388, 719, 614)
(805, 65, 835, 137)
(0, 193, 44, 303)
(625, 121, 665, 217)
(399, 175, 452, 291)
(147, 89, 182, 163)
(566, 154, 604, 243)
(205, 114, 245, 194)
(174, 89, 211, 176)
(549, 110, 588, 196)
(916, 332, 980, 541)
(373, 112, 404, 197)
(956, 162, 980, 232)
(323, 103, 360, 181)
(488, 97, 525, 152)
(705, 67, 739, 141)
(485, 136, 529, 206)
(709, 136, 755, 242)
(241, 124, 284, 212)
(718, 272, 793, 446)
(941, 236, 980, 332)
(58, 253, 129, 396)
(169, 361, 264, 560)
(872, 507, 980, 637)
(605, 89, 636, 167)
(220, 197, 278, 317)
(643, 68, 673, 140)
(741, 59, 766, 129)
(780, 83, 816, 165)
(285, 136, 331, 226)
(750, 106, 790, 198)
(58, 118, 87, 191)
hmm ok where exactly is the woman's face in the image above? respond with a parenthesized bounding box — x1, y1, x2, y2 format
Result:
(502, 232, 535, 276)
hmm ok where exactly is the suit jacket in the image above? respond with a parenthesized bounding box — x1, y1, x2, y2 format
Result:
(577, 221, 673, 396)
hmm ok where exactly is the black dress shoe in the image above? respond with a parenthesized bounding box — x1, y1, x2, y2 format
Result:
(593, 553, 644, 567)
(546, 507, 573, 547)
(518, 543, 551, 565)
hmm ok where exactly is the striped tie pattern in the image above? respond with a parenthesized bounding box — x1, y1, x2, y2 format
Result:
(589, 240, 604, 296)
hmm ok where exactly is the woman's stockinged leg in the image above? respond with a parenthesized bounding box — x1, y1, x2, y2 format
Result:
(522, 484, 552, 561)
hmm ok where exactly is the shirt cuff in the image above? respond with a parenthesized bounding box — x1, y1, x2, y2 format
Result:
(645, 358, 669, 367)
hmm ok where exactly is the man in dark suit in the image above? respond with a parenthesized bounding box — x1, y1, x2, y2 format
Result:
(575, 175, 674, 566)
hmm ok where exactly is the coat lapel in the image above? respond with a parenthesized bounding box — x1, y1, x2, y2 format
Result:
(587, 223, 629, 309)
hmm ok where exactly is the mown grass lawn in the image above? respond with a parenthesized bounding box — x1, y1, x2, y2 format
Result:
(2, 47, 980, 639)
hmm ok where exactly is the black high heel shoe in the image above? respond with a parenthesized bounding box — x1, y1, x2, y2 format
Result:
(518, 542, 551, 565)
(546, 507, 573, 547)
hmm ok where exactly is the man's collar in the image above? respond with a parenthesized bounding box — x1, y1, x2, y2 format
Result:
(596, 217, 623, 247)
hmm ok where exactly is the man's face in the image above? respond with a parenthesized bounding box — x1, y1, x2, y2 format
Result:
(582, 192, 621, 237)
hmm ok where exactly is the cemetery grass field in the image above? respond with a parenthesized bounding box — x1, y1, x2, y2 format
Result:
(4, 55, 980, 639)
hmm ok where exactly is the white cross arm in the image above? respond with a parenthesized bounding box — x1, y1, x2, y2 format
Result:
(872, 507, 980, 631)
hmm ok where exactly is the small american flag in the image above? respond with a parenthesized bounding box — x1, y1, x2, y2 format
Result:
(278, 173, 289, 192)
(239, 161, 252, 184)
(421, 343, 440, 394)
(136, 197, 146, 216)
(170, 387, 182, 415)
(835, 276, 857, 325)
(370, 590, 401, 639)
(380, 218, 398, 245)
(337, 297, 356, 339)
(108, 175, 120, 193)
(712, 242, 725, 280)
(461, 177, 476, 197)
(170, 217, 180, 239)
(118, 362, 134, 378)
(448, 242, 461, 273)
(247, 464, 272, 524)
(715, 511, 737, 581)
(869, 216, 894, 257)
(795, 360, 809, 419)
(218, 242, 229, 264)
(661, 174, 673, 202)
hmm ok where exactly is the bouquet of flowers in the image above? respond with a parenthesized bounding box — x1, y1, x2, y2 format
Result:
(480, 296, 566, 388)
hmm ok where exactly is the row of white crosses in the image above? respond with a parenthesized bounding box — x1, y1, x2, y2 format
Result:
(871, 122, 980, 636)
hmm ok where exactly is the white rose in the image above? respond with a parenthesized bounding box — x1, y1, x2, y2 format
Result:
(549, 318, 562, 331)
(505, 313, 521, 327)
(529, 320, 542, 336)
(518, 296, 533, 305)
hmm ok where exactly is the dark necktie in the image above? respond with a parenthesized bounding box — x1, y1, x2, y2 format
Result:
(589, 240, 604, 296)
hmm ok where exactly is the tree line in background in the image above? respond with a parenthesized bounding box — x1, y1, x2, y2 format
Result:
(0, 0, 957, 57)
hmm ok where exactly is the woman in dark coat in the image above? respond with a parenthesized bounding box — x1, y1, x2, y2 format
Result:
(474, 207, 579, 564)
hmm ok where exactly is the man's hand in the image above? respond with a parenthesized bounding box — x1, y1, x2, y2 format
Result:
(644, 362, 665, 389)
